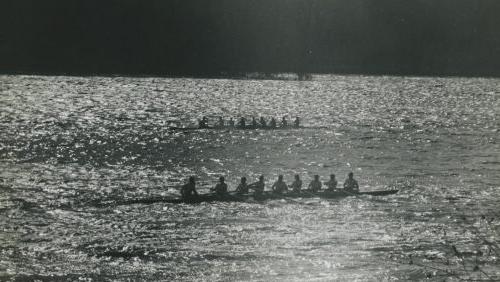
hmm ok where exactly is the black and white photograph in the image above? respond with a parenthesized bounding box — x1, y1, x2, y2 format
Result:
(1, 0, 499, 281)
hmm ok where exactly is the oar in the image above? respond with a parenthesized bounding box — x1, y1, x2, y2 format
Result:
(299, 189, 321, 198)
(227, 191, 255, 202)
(162, 182, 215, 196)
(280, 191, 307, 204)
(142, 184, 186, 201)
(300, 188, 357, 199)
(245, 189, 300, 203)
(337, 188, 360, 197)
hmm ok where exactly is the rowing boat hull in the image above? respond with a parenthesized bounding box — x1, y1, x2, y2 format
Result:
(118, 189, 399, 205)
(168, 125, 328, 131)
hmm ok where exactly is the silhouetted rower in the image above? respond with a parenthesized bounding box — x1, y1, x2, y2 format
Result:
(199, 116, 209, 129)
(216, 116, 224, 128)
(290, 174, 302, 192)
(343, 172, 359, 192)
(269, 117, 277, 128)
(294, 117, 300, 128)
(271, 175, 288, 194)
(281, 116, 288, 127)
(235, 177, 248, 194)
(214, 176, 228, 196)
(228, 118, 235, 127)
(238, 117, 246, 128)
(259, 117, 267, 128)
(308, 175, 322, 192)
(251, 117, 258, 128)
(181, 176, 198, 199)
(248, 175, 265, 195)
(324, 174, 338, 191)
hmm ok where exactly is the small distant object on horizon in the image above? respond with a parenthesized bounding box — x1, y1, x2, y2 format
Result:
(195, 116, 301, 130)
(241, 72, 313, 81)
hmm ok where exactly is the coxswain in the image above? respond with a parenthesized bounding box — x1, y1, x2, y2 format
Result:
(213, 176, 228, 196)
(181, 176, 198, 199)
(290, 174, 302, 193)
(343, 172, 359, 192)
(281, 116, 288, 127)
(248, 175, 265, 195)
(308, 175, 322, 192)
(269, 117, 277, 128)
(294, 117, 300, 128)
(235, 177, 248, 194)
(259, 117, 267, 128)
(324, 174, 338, 191)
(271, 175, 288, 194)
(238, 117, 246, 128)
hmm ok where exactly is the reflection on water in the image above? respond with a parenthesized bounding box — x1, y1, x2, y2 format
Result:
(1, 75, 499, 280)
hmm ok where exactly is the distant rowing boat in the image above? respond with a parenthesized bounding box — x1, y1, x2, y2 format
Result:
(168, 125, 329, 131)
(112, 189, 399, 205)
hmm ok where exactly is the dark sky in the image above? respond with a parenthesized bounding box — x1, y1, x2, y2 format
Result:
(1, 0, 500, 77)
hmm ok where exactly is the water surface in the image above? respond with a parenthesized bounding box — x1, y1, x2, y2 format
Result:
(1, 75, 499, 281)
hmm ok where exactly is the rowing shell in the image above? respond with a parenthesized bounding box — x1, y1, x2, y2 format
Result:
(168, 125, 329, 131)
(113, 189, 399, 205)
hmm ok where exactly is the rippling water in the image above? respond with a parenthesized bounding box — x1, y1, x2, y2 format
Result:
(1, 75, 499, 281)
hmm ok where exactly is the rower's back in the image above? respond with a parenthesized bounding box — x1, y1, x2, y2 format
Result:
(308, 175, 322, 192)
(251, 118, 258, 128)
(253, 181, 264, 194)
(216, 117, 224, 128)
(291, 175, 302, 192)
(181, 177, 198, 199)
(269, 118, 277, 128)
(281, 117, 288, 127)
(214, 176, 228, 195)
(294, 117, 300, 128)
(236, 177, 248, 194)
(325, 174, 338, 191)
(250, 175, 265, 195)
(272, 175, 288, 193)
(238, 117, 246, 128)
(259, 117, 267, 128)
(198, 118, 208, 129)
(343, 172, 359, 192)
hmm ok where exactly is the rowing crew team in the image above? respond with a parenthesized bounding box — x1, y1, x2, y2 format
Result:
(199, 116, 300, 129)
(181, 172, 359, 199)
